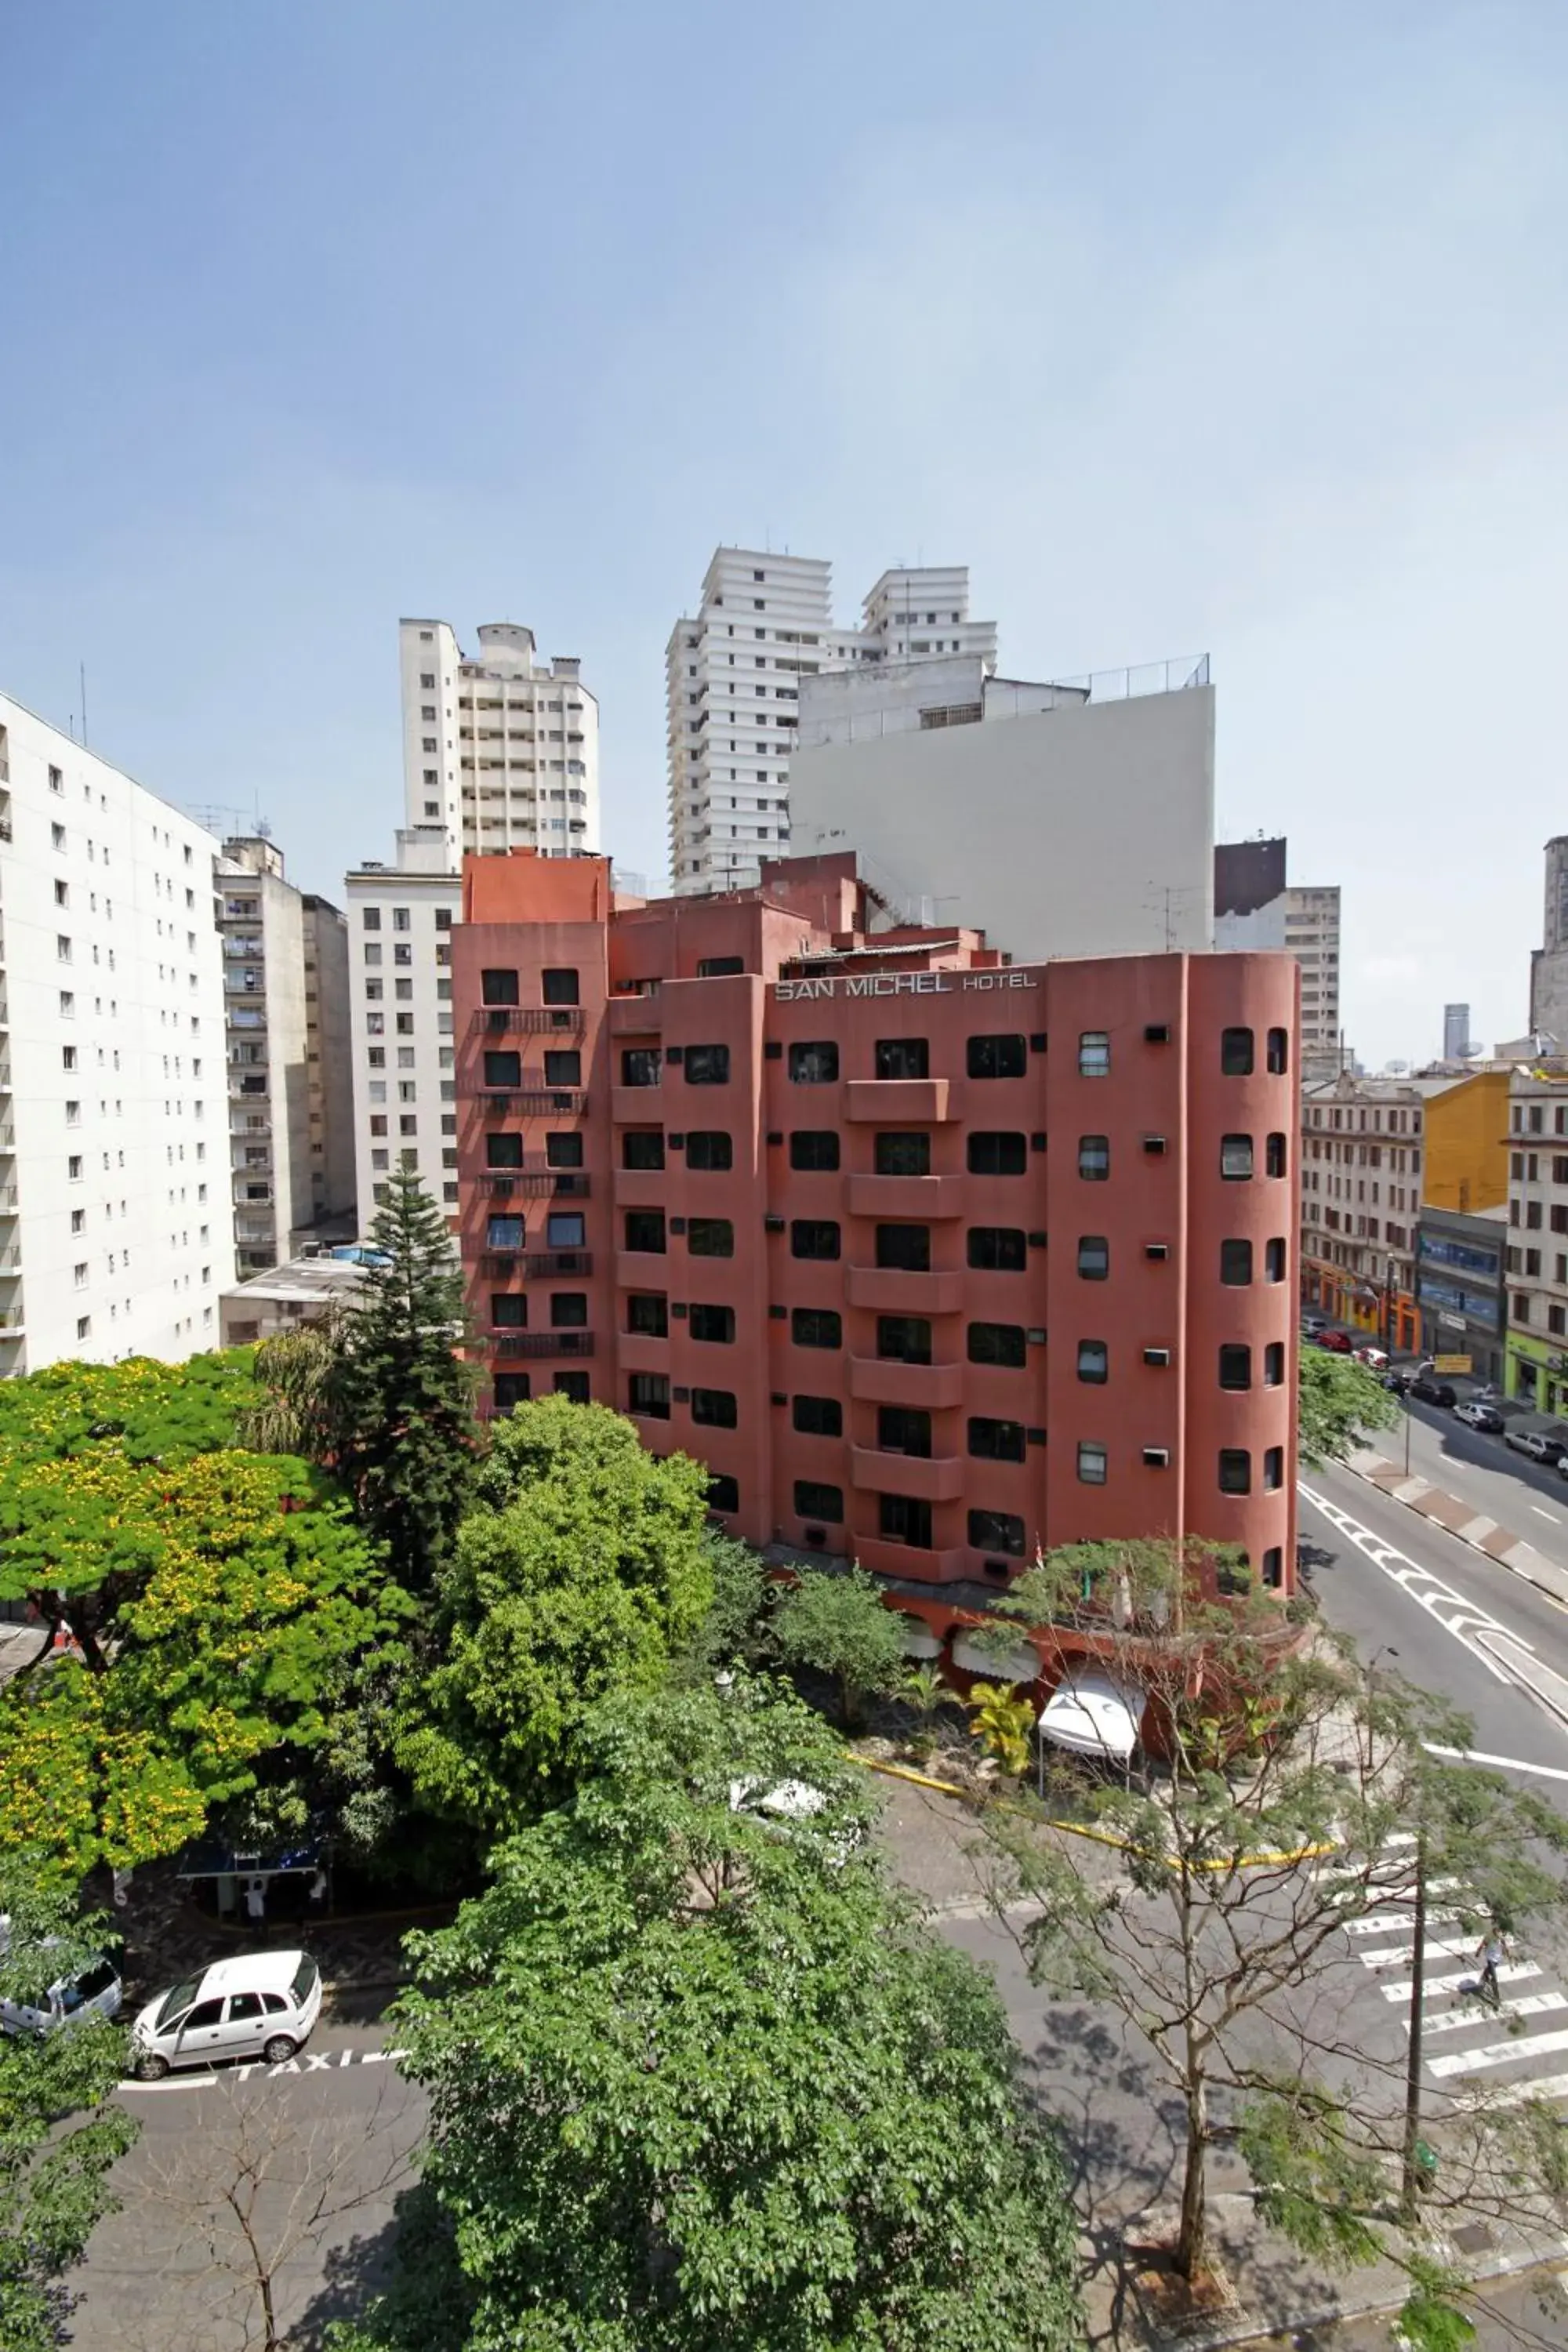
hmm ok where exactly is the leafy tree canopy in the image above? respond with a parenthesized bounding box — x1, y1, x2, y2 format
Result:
(1298, 1343, 1400, 1468)
(0, 1667, 206, 1882)
(769, 1563, 909, 1726)
(368, 1679, 1081, 2352)
(0, 1856, 139, 2352)
(398, 1397, 713, 1831)
(0, 1350, 259, 1471)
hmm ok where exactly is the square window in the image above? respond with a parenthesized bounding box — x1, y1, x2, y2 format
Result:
(789, 1130, 839, 1171)
(684, 1044, 730, 1085)
(967, 1131, 1026, 1176)
(688, 1217, 735, 1258)
(1078, 1032, 1110, 1076)
(1218, 1448, 1251, 1494)
(789, 1040, 838, 1084)
(793, 1479, 844, 1523)
(968, 1508, 1025, 1555)
(1220, 1134, 1254, 1180)
(1220, 1027, 1254, 1076)
(790, 1219, 840, 1261)
(875, 1131, 929, 1176)
(967, 1033, 1026, 1079)
(793, 1393, 842, 1436)
(876, 1036, 928, 1080)
(791, 1307, 842, 1349)
(967, 1321, 1025, 1367)
(1076, 1441, 1108, 1485)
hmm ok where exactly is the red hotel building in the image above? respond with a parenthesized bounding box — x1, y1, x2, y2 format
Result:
(452, 851, 1301, 1603)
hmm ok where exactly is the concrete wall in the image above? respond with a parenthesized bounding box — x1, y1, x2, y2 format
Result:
(1425, 1069, 1509, 1214)
(789, 684, 1214, 960)
(303, 898, 356, 1227)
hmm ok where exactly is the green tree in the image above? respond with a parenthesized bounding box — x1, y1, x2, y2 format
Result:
(397, 1397, 713, 1832)
(0, 1666, 207, 1882)
(770, 1563, 909, 1728)
(673, 1530, 772, 1682)
(0, 1857, 139, 2349)
(0, 1351, 260, 1472)
(239, 1307, 352, 1463)
(357, 1679, 1082, 2352)
(1298, 1343, 1399, 1467)
(331, 1168, 479, 1593)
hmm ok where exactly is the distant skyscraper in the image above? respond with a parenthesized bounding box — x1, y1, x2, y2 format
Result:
(1443, 1003, 1471, 1062)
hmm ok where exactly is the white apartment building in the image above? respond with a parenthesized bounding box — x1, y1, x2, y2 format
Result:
(666, 549, 997, 895)
(0, 695, 235, 1371)
(219, 837, 355, 1272)
(344, 828, 461, 1233)
(1214, 841, 1341, 1074)
(398, 619, 600, 870)
(1300, 1073, 1433, 1351)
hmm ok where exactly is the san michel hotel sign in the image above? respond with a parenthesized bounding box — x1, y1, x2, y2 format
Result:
(774, 968, 1040, 1003)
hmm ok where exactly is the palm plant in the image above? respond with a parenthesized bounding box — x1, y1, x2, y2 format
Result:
(966, 1682, 1035, 1779)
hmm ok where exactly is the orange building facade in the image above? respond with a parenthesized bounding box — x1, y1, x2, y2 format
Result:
(453, 851, 1301, 1603)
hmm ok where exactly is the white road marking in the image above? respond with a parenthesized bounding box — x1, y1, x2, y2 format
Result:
(1423, 1744, 1568, 1784)
(118, 2043, 407, 2092)
(1428, 2025, 1568, 2079)
(1377, 1962, 1543, 2002)
(1535, 1507, 1562, 1523)
(1341, 1907, 1461, 1936)
(1491, 2070, 1568, 2107)
(1407, 1991, 1568, 2036)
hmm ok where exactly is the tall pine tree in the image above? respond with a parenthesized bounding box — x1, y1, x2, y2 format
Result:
(336, 1167, 479, 1595)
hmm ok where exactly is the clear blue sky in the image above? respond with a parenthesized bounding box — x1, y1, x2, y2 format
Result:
(3, 0, 1565, 1065)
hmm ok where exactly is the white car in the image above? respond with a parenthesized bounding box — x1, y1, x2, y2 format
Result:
(0, 1922, 122, 2039)
(728, 1777, 864, 1866)
(130, 1948, 321, 2080)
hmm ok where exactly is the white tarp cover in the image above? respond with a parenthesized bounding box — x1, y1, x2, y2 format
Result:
(1039, 1671, 1144, 1759)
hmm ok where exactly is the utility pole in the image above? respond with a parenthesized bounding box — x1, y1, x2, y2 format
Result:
(1401, 1823, 1429, 2222)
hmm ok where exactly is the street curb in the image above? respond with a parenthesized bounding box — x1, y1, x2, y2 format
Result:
(1160, 2236, 1568, 2352)
(1344, 1451, 1568, 1610)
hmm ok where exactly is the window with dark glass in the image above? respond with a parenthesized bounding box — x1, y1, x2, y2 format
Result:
(1076, 1441, 1107, 1485)
(1218, 1448, 1251, 1494)
(1262, 1546, 1283, 1587)
(691, 1388, 738, 1428)
(481, 968, 519, 1007)
(546, 1211, 586, 1248)
(688, 1218, 735, 1258)
(876, 1224, 931, 1271)
(491, 1294, 527, 1328)
(875, 1131, 931, 1175)
(546, 1132, 584, 1168)
(1221, 1027, 1254, 1076)
(686, 1131, 733, 1170)
(968, 1321, 1026, 1367)
(486, 1133, 523, 1169)
(789, 1041, 838, 1083)
(969, 1508, 1025, 1555)
(1078, 1135, 1109, 1180)
(690, 1303, 735, 1342)
(1220, 1239, 1253, 1285)
(1264, 1341, 1284, 1386)
(876, 1036, 929, 1080)
(1263, 1446, 1283, 1491)
(621, 1047, 661, 1087)
(630, 1372, 670, 1419)
(1266, 1027, 1288, 1076)
(969, 1416, 1025, 1461)
(968, 1226, 1026, 1271)
(791, 1307, 842, 1349)
(967, 1034, 1026, 1078)
(684, 1044, 730, 1085)
(789, 1130, 840, 1171)
(707, 1473, 740, 1512)
(543, 1050, 581, 1087)
(1265, 1237, 1287, 1283)
(794, 1479, 844, 1522)
(1265, 1131, 1287, 1178)
(1218, 1344, 1252, 1390)
(554, 1370, 590, 1403)
(487, 1214, 524, 1250)
(624, 1210, 666, 1253)
(484, 1050, 521, 1087)
(697, 955, 744, 978)
(1078, 1032, 1110, 1076)
(1076, 1235, 1109, 1279)
(626, 1292, 668, 1337)
(967, 1131, 1026, 1175)
(622, 1130, 664, 1170)
(494, 1372, 531, 1410)
(791, 1219, 840, 1260)
(542, 967, 579, 1005)
(1221, 1134, 1254, 1179)
(1077, 1339, 1108, 1384)
(550, 1293, 588, 1327)
(880, 1492, 932, 1548)
(877, 1405, 931, 1457)
(877, 1314, 931, 1363)
(793, 1394, 842, 1435)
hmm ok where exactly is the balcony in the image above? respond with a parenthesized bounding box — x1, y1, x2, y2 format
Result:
(481, 1249, 594, 1279)
(479, 1171, 590, 1198)
(844, 1078, 953, 1123)
(848, 1356, 964, 1410)
(846, 1174, 965, 1220)
(610, 995, 662, 1035)
(851, 1535, 968, 1584)
(613, 1167, 666, 1209)
(470, 1007, 586, 1035)
(489, 1330, 595, 1359)
(0, 1185, 18, 1212)
(849, 1447, 964, 1502)
(478, 1091, 586, 1118)
(612, 1083, 662, 1123)
(845, 1265, 964, 1316)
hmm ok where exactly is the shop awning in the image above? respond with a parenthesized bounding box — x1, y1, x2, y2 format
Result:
(1039, 1671, 1144, 1759)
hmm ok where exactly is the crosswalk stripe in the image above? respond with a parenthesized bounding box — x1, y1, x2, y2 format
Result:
(1404, 1991, 1568, 2037)
(1358, 1936, 1486, 1971)
(1377, 1962, 1542, 2002)
(1489, 2070, 1568, 2108)
(1342, 1907, 1460, 1936)
(1428, 2025, 1568, 2079)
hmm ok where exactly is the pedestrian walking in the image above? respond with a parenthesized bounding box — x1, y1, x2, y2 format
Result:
(244, 1876, 266, 1927)
(1477, 1927, 1508, 2009)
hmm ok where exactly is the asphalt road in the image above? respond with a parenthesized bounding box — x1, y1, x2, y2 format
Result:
(1300, 1457, 1568, 1800)
(1395, 1395, 1568, 1573)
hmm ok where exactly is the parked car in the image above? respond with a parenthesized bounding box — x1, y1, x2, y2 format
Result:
(129, 1949, 321, 2080)
(1301, 1313, 1330, 1338)
(1505, 1427, 1566, 1467)
(1408, 1376, 1457, 1407)
(1314, 1329, 1354, 1354)
(1382, 1367, 1415, 1394)
(1352, 1345, 1391, 1370)
(0, 1921, 122, 2039)
(1453, 1400, 1505, 1433)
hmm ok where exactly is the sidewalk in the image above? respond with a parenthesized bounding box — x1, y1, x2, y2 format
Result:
(1348, 1444, 1568, 1608)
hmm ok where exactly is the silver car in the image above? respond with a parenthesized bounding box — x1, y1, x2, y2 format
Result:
(0, 1939, 123, 2038)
